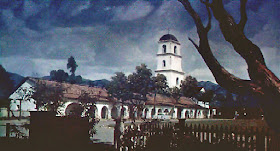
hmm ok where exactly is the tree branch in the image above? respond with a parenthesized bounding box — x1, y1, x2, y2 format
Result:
(238, 0, 248, 31)
(210, 0, 280, 95)
(205, 4, 212, 32)
(188, 37, 199, 50)
(179, 0, 263, 96)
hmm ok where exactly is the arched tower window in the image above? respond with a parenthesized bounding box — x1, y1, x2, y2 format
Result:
(176, 77, 179, 85)
(162, 45, 166, 53)
(163, 60, 166, 67)
(174, 46, 177, 54)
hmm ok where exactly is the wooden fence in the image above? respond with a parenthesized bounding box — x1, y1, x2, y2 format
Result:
(118, 120, 278, 151)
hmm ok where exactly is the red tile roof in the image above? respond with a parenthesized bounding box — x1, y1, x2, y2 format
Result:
(27, 78, 206, 109)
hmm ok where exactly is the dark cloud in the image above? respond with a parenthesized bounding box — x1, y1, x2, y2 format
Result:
(0, 0, 279, 82)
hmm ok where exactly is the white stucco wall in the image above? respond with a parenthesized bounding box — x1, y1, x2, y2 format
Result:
(9, 80, 37, 114)
(156, 40, 184, 88)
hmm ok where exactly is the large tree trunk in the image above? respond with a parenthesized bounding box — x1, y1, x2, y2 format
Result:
(179, 0, 280, 133)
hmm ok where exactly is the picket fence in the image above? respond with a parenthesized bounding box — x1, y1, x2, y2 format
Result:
(118, 121, 278, 151)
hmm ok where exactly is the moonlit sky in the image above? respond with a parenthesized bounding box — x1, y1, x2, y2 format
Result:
(0, 0, 279, 83)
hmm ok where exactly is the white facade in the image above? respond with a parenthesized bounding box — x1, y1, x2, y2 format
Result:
(155, 34, 184, 88)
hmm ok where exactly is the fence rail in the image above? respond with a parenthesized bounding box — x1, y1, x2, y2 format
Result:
(0, 123, 29, 138)
(119, 120, 277, 151)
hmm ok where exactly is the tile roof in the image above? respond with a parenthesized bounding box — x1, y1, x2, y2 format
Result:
(27, 77, 206, 109)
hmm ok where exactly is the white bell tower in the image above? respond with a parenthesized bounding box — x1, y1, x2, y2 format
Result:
(155, 34, 184, 88)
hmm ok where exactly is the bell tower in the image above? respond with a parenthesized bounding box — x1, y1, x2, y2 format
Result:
(155, 34, 184, 88)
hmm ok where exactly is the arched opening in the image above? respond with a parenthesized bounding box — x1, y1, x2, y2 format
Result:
(111, 106, 118, 119)
(65, 103, 84, 117)
(137, 108, 143, 119)
(88, 105, 98, 118)
(174, 46, 177, 54)
(143, 108, 149, 119)
(101, 106, 108, 119)
(190, 110, 193, 118)
(164, 109, 169, 115)
(158, 109, 162, 115)
(177, 108, 182, 119)
(170, 108, 175, 118)
(121, 107, 126, 118)
(163, 60, 166, 67)
(176, 77, 179, 85)
(129, 106, 136, 120)
(151, 108, 155, 118)
(185, 110, 190, 119)
(163, 45, 166, 53)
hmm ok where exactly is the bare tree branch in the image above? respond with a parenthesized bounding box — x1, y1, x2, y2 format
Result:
(205, 4, 212, 32)
(188, 37, 199, 50)
(179, 0, 264, 96)
(238, 0, 248, 31)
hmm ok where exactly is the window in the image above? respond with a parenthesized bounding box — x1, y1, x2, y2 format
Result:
(174, 46, 177, 54)
(176, 77, 179, 85)
(163, 60, 166, 67)
(162, 45, 166, 53)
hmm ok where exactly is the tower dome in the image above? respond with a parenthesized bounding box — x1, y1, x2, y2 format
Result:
(159, 34, 179, 42)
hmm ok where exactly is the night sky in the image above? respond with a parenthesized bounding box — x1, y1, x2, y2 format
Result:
(0, 0, 279, 82)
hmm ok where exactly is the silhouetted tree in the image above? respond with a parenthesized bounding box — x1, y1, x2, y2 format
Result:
(0, 65, 14, 107)
(107, 72, 132, 103)
(179, 0, 280, 132)
(152, 74, 169, 95)
(181, 76, 199, 98)
(50, 69, 69, 82)
(32, 80, 65, 114)
(67, 56, 78, 76)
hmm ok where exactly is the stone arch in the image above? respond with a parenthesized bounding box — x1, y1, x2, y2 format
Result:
(143, 108, 149, 119)
(158, 109, 162, 115)
(170, 108, 175, 118)
(185, 110, 190, 119)
(174, 46, 177, 54)
(111, 106, 118, 119)
(190, 110, 194, 118)
(65, 103, 84, 117)
(121, 107, 126, 118)
(88, 105, 98, 118)
(151, 108, 155, 118)
(101, 106, 108, 119)
(177, 108, 182, 119)
(164, 109, 169, 115)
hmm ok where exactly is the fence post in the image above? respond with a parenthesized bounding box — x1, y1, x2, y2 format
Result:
(6, 123, 10, 138)
(178, 119, 186, 132)
(256, 127, 265, 151)
(114, 118, 124, 150)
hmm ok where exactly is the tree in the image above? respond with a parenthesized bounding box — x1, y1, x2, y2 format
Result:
(152, 74, 169, 95)
(128, 64, 153, 102)
(128, 64, 153, 119)
(67, 56, 78, 76)
(32, 80, 65, 114)
(180, 76, 200, 98)
(170, 87, 181, 103)
(179, 0, 280, 132)
(13, 87, 34, 119)
(0, 65, 14, 107)
(50, 69, 69, 82)
(107, 72, 132, 103)
(198, 90, 215, 103)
